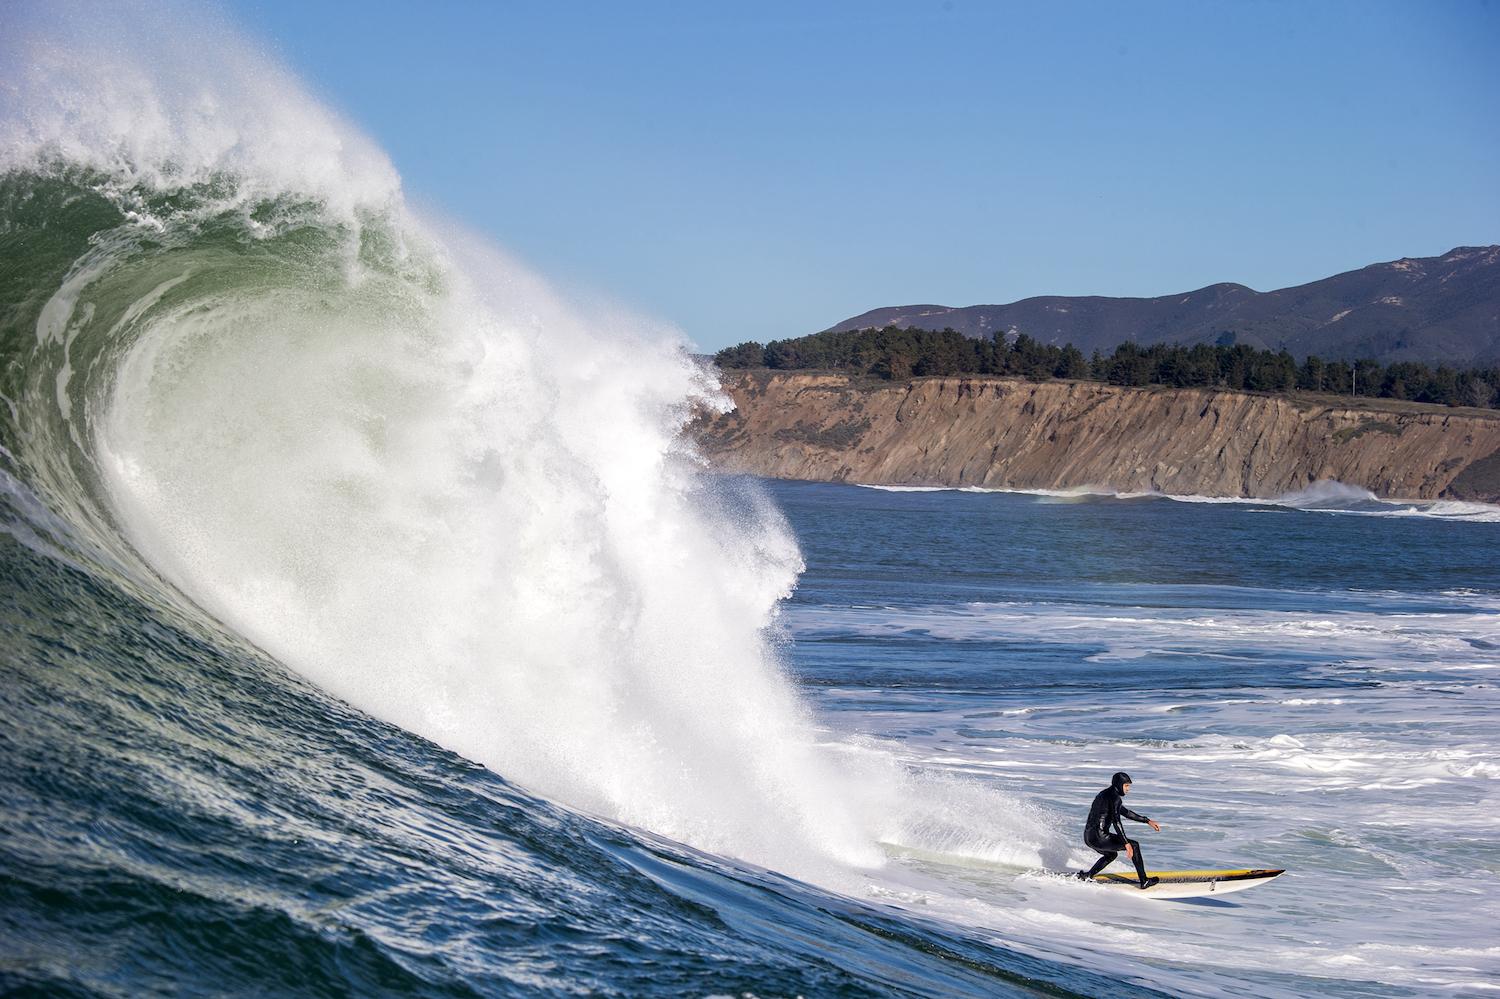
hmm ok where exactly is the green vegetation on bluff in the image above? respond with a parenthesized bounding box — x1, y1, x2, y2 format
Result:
(715, 327, 1500, 410)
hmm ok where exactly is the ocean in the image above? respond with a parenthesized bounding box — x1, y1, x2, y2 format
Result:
(2, 5, 1497, 996)
(777, 480, 1500, 996)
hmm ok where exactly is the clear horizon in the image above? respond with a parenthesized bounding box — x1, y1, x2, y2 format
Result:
(225, 0, 1499, 351)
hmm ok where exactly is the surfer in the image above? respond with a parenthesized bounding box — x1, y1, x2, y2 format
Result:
(1077, 771, 1161, 888)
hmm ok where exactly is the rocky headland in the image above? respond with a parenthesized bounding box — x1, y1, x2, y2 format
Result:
(696, 370, 1500, 503)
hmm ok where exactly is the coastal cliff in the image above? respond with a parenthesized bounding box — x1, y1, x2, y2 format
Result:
(696, 371, 1500, 503)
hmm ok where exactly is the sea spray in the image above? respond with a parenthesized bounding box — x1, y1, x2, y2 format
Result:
(2, 1, 1055, 885)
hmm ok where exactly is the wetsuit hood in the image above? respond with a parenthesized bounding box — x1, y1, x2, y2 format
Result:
(1111, 771, 1132, 792)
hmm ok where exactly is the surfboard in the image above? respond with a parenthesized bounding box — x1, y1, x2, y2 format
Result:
(1082, 868, 1285, 899)
(877, 843, 1285, 900)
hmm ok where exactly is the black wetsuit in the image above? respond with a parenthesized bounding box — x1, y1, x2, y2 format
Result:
(1082, 785, 1151, 882)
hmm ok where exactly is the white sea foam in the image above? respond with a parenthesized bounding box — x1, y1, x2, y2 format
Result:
(860, 478, 1500, 522)
(790, 596, 1500, 667)
(785, 573, 1500, 990)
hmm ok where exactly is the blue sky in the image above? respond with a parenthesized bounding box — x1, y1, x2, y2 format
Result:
(223, 0, 1500, 351)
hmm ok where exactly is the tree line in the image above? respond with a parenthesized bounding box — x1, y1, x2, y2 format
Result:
(714, 326, 1500, 409)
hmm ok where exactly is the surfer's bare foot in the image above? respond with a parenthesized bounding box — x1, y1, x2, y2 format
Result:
(1139, 876, 1159, 889)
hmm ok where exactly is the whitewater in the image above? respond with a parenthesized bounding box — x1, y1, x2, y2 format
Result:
(859, 479, 1500, 524)
(2, 4, 1496, 996)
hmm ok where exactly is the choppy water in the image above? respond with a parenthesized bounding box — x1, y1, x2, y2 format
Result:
(2, 3, 1497, 996)
(778, 480, 1500, 996)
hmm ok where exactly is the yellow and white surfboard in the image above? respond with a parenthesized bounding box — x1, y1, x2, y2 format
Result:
(1089, 868, 1285, 899)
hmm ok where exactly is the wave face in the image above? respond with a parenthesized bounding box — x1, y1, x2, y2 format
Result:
(2, 0, 874, 873)
(0, 5, 1084, 995)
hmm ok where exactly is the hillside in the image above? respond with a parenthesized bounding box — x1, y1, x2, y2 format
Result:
(696, 370, 1500, 503)
(825, 246, 1500, 367)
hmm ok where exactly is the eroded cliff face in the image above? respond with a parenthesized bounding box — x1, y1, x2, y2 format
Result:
(696, 371, 1500, 503)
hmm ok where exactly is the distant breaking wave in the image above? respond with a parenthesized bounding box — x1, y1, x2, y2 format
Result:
(858, 480, 1500, 523)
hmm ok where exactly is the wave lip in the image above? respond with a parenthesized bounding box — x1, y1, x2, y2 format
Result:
(0, 0, 400, 218)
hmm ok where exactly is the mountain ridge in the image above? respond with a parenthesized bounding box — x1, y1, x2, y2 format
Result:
(824, 246, 1500, 366)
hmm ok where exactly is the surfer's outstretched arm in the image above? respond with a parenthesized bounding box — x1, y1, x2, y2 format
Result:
(1121, 804, 1162, 831)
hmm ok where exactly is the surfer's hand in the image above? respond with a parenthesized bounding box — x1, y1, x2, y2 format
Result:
(1149, 820, 1161, 832)
(1125, 842, 1134, 859)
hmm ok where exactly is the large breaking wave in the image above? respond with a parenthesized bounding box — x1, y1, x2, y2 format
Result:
(1, 0, 1050, 905)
